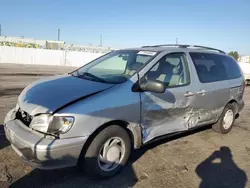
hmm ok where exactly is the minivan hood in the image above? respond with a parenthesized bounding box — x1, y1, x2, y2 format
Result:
(18, 75, 114, 116)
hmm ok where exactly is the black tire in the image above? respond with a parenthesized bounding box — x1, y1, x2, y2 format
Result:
(78, 125, 131, 178)
(212, 103, 236, 134)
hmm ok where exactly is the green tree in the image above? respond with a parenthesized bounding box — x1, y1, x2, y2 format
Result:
(228, 51, 239, 61)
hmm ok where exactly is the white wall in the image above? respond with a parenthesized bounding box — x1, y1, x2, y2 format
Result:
(65, 51, 104, 67)
(0, 46, 106, 67)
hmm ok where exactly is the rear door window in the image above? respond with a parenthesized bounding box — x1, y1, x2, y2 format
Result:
(190, 52, 241, 83)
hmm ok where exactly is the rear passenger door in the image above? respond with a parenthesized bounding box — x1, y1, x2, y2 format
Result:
(189, 52, 242, 126)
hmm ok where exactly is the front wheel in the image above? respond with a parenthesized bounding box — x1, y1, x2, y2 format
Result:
(212, 103, 236, 134)
(78, 125, 131, 178)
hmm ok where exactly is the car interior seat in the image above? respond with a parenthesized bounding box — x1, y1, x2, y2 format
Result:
(168, 67, 181, 86)
(156, 60, 175, 83)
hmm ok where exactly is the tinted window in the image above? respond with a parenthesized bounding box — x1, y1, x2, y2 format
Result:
(190, 53, 241, 83)
(145, 53, 190, 87)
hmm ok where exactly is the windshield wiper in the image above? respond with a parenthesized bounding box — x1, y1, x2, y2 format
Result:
(80, 72, 108, 83)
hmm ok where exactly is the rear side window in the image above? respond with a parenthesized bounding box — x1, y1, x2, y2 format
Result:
(190, 52, 242, 83)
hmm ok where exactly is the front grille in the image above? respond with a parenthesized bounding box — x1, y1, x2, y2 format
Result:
(16, 109, 32, 126)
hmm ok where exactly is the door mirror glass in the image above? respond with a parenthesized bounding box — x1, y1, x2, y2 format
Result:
(140, 79, 165, 93)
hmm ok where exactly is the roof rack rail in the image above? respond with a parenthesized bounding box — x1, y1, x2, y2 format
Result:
(142, 44, 188, 48)
(141, 44, 226, 54)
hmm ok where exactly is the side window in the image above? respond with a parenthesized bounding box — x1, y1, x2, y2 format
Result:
(190, 53, 241, 83)
(221, 56, 242, 79)
(145, 53, 190, 87)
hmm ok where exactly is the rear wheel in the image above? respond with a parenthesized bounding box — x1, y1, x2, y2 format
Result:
(212, 103, 236, 134)
(78, 125, 131, 178)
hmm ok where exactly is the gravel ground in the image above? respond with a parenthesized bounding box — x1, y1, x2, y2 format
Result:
(0, 63, 250, 188)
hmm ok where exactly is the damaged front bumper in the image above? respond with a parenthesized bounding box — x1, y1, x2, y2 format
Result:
(4, 109, 88, 170)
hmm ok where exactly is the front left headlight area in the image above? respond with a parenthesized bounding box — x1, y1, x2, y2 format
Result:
(49, 116, 74, 133)
(30, 114, 74, 134)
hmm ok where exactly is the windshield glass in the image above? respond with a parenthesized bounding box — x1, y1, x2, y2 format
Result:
(71, 50, 157, 84)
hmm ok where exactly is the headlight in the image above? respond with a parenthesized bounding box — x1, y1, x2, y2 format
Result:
(49, 116, 74, 134)
(30, 114, 74, 134)
(30, 114, 53, 133)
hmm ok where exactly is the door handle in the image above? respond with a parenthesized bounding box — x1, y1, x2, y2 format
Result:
(184, 91, 194, 97)
(197, 89, 206, 95)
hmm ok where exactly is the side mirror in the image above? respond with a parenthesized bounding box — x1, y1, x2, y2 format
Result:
(140, 80, 165, 93)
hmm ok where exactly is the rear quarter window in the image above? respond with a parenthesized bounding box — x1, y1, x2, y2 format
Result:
(190, 52, 242, 83)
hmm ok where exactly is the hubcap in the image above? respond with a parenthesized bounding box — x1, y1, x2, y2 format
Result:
(98, 137, 125, 172)
(223, 109, 234, 130)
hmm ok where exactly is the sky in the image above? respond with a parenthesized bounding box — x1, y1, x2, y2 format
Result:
(1, 0, 249, 54)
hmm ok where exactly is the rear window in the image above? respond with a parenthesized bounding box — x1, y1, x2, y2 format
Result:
(190, 52, 242, 83)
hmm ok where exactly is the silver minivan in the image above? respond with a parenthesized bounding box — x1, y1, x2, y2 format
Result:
(4, 44, 245, 178)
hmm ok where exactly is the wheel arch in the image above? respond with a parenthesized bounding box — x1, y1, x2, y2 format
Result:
(228, 99, 239, 114)
(78, 120, 142, 162)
